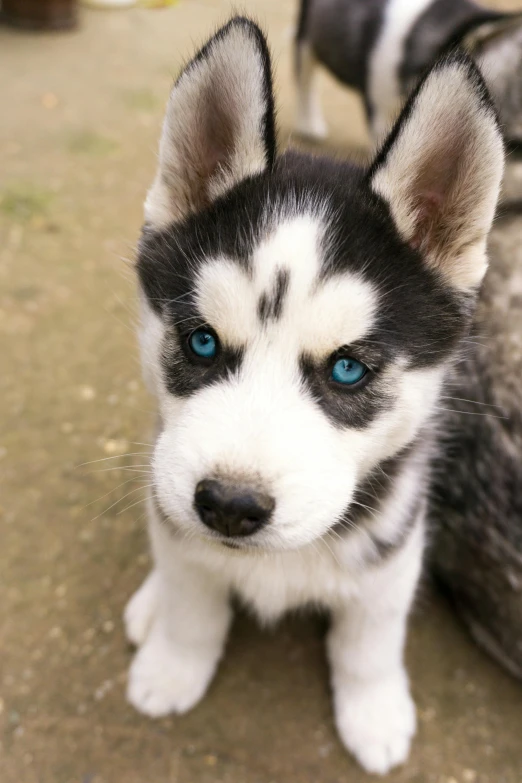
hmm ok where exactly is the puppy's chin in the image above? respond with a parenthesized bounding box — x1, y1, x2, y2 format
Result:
(199, 521, 335, 555)
(215, 538, 267, 555)
(162, 511, 266, 554)
(199, 532, 256, 552)
(203, 531, 277, 555)
(219, 540, 242, 551)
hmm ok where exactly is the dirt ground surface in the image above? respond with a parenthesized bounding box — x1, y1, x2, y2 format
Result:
(1, 2, 522, 782)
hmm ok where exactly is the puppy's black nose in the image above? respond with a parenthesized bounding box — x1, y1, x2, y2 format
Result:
(194, 479, 274, 538)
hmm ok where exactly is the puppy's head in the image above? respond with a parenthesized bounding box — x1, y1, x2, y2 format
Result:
(137, 18, 503, 551)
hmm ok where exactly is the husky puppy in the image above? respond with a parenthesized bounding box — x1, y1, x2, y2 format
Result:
(123, 18, 503, 775)
(295, 0, 522, 142)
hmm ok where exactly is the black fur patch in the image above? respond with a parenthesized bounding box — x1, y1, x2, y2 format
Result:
(162, 330, 244, 398)
(370, 496, 423, 561)
(300, 336, 393, 429)
(295, 0, 310, 44)
(430, 337, 522, 676)
(505, 139, 522, 159)
(300, 0, 385, 99)
(333, 443, 425, 561)
(258, 268, 290, 323)
(335, 446, 412, 531)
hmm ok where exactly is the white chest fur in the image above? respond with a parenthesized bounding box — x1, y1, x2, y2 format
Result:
(149, 448, 425, 623)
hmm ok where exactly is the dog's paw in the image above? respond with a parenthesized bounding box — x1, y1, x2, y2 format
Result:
(124, 571, 159, 647)
(334, 673, 416, 775)
(127, 630, 217, 717)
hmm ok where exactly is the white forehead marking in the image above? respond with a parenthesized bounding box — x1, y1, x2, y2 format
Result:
(301, 276, 377, 357)
(254, 214, 320, 297)
(195, 215, 377, 356)
(195, 258, 258, 339)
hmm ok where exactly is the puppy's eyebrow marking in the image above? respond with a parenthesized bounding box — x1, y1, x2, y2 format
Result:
(257, 268, 290, 323)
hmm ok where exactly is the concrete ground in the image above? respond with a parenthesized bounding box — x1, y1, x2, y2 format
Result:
(1, 2, 522, 782)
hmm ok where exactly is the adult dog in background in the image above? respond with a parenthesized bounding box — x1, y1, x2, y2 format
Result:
(123, 18, 503, 775)
(295, 0, 522, 142)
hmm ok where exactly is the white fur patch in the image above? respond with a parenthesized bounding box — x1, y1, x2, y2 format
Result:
(137, 292, 167, 397)
(368, 0, 434, 141)
(294, 40, 329, 140)
(196, 215, 377, 355)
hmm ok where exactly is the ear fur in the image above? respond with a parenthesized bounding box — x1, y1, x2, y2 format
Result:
(369, 51, 504, 291)
(145, 17, 276, 228)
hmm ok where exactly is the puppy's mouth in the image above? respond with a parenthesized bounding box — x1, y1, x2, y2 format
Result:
(207, 532, 263, 553)
(220, 540, 241, 550)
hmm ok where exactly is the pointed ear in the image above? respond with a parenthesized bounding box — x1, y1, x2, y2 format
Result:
(369, 52, 504, 291)
(145, 17, 276, 228)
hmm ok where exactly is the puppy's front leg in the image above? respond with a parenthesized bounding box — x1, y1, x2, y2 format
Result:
(327, 527, 423, 775)
(127, 540, 232, 718)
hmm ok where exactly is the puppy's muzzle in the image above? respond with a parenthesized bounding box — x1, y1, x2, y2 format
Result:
(194, 479, 275, 538)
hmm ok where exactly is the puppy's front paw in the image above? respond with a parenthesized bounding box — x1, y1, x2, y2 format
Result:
(127, 629, 218, 717)
(334, 672, 416, 775)
(124, 570, 158, 647)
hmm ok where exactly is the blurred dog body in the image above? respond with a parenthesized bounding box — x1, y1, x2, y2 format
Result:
(430, 139, 522, 681)
(295, 0, 522, 142)
(123, 18, 503, 775)
(297, 0, 522, 680)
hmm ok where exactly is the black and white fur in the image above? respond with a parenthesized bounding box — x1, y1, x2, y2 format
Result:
(123, 18, 503, 775)
(430, 175, 522, 681)
(295, 0, 522, 142)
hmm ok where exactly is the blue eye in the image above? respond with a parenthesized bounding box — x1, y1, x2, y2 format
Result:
(189, 328, 217, 360)
(331, 357, 367, 385)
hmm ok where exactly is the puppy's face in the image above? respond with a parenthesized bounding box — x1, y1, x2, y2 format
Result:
(137, 20, 503, 551)
(140, 186, 458, 551)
